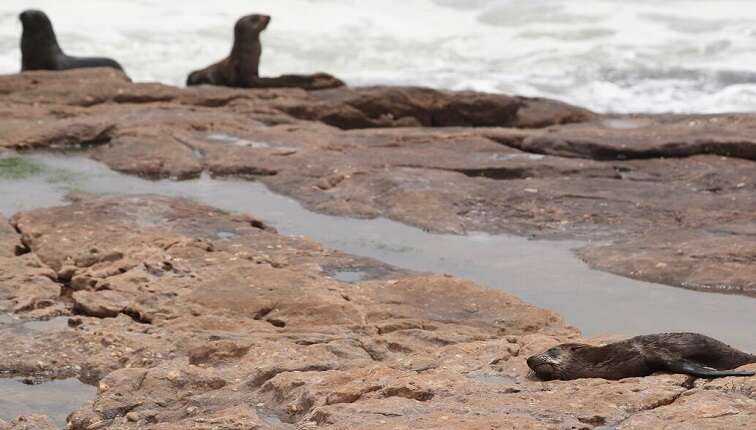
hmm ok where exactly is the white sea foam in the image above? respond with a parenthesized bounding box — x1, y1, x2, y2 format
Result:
(1, 0, 756, 113)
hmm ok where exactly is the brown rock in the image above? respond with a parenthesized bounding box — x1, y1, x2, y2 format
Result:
(0, 253, 60, 314)
(503, 114, 756, 160)
(0, 215, 21, 257)
(1, 68, 755, 299)
(580, 226, 756, 296)
(72, 290, 134, 319)
(91, 135, 203, 180)
(0, 416, 57, 430)
(619, 389, 755, 429)
(1, 192, 754, 429)
(282, 86, 589, 129)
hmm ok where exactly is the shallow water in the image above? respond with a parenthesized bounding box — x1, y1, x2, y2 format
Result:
(0, 377, 95, 426)
(0, 314, 92, 424)
(330, 270, 371, 284)
(0, 313, 69, 335)
(1, 0, 756, 113)
(0, 153, 753, 351)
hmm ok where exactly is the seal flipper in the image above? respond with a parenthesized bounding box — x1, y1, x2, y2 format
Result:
(663, 359, 755, 378)
(58, 55, 124, 72)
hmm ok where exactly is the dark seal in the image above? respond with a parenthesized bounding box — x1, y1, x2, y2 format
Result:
(186, 14, 271, 87)
(19, 10, 125, 73)
(527, 333, 756, 381)
(243, 73, 345, 91)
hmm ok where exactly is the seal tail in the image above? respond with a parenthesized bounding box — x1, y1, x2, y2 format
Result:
(664, 359, 755, 378)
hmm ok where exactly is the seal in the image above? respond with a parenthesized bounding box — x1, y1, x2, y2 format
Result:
(186, 14, 271, 87)
(527, 333, 756, 381)
(19, 10, 125, 73)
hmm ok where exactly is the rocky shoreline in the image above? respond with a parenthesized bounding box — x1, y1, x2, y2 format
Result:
(2, 69, 754, 296)
(0, 69, 754, 428)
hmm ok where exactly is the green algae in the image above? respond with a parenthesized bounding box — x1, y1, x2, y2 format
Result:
(0, 157, 43, 179)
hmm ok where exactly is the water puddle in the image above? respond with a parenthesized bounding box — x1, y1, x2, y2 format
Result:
(329, 269, 370, 283)
(601, 118, 652, 129)
(256, 407, 289, 427)
(465, 371, 517, 385)
(216, 231, 238, 240)
(0, 314, 70, 335)
(18, 317, 70, 333)
(0, 153, 754, 350)
(0, 378, 96, 427)
(0, 314, 90, 424)
(492, 153, 545, 161)
(206, 133, 272, 148)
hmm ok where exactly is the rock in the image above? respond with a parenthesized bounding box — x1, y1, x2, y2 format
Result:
(502, 114, 756, 160)
(281, 86, 590, 129)
(619, 389, 755, 429)
(188, 341, 251, 366)
(91, 135, 203, 180)
(72, 290, 134, 319)
(1, 68, 755, 428)
(0, 416, 57, 430)
(0, 67, 754, 295)
(0, 215, 21, 257)
(0, 253, 60, 314)
(0, 192, 754, 429)
(515, 95, 596, 128)
(580, 227, 756, 296)
(2, 67, 756, 294)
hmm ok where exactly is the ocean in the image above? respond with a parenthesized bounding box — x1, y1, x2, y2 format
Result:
(1, 0, 756, 113)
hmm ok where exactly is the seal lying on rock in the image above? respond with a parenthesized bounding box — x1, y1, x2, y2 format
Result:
(240, 73, 345, 91)
(186, 14, 343, 90)
(19, 10, 125, 73)
(186, 14, 270, 87)
(527, 333, 756, 381)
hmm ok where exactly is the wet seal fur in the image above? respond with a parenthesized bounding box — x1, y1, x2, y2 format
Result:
(20, 10, 125, 73)
(527, 333, 756, 381)
(186, 14, 270, 87)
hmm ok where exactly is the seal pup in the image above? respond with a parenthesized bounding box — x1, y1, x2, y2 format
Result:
(186, 14, 270, 87)
(19, 10, 125, 72)
(527, 333, 756, 381)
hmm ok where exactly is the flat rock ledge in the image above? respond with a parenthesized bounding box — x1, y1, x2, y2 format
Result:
(0, 195, 753, 429)
(0, 69, 754, 295)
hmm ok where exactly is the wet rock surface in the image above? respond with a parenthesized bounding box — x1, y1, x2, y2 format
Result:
(0, 69, 754, 427)
(0, 69, 754, 295)
(0, 415, 57, 430)
(0, 194, 752, 429)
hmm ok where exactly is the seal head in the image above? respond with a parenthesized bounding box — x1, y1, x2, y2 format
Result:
(233, 14, 271, 41)
(527, 344, 598, 381)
